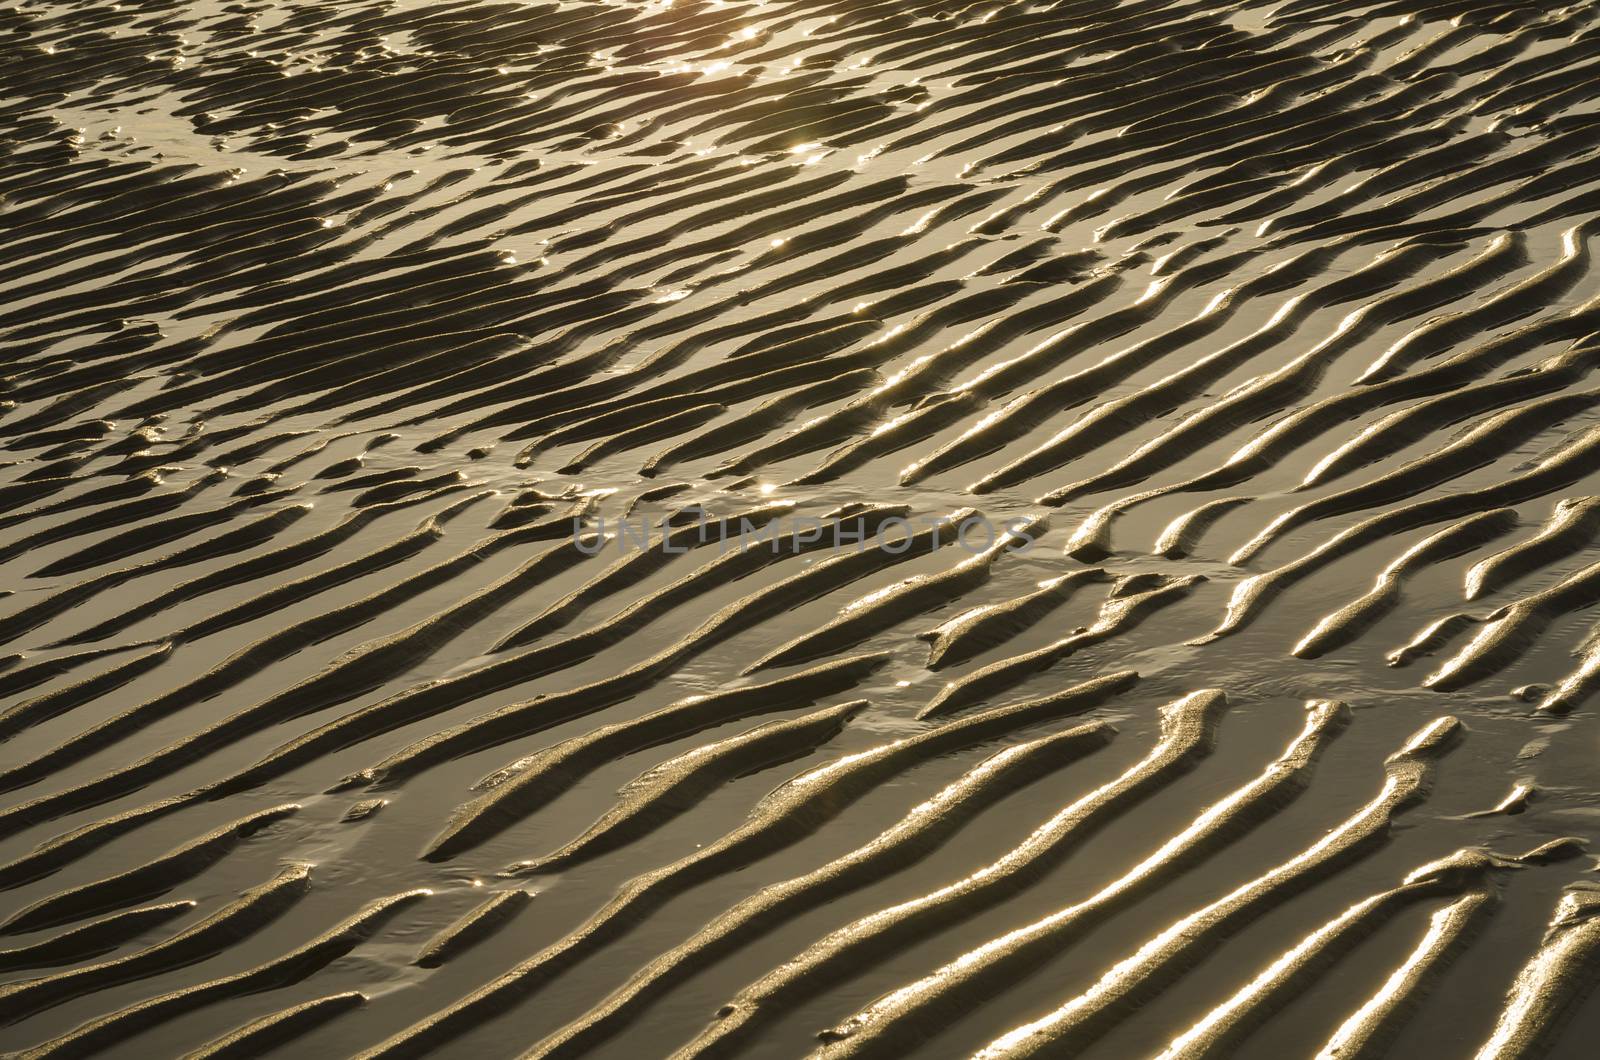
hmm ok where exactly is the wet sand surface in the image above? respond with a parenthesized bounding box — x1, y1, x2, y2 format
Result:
(4, 0, 1600, 1056)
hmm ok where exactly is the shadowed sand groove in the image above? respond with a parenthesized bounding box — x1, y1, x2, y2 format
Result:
(921, 573, 1205, 718)
(1314, 890, 1496, 1060)
(919, 567, 1111, 670)
(180, 992, 368, 1060)
(814, 697, 1347, 1058)
(1291, 508, 1518, 658)
(528, 718, 1115, 1058)
(444, 699, 871, 868)
(0, 863, 312, 1023)
(14, 889, 428, 1059)
(1474, 885, 1600, 1059)
(0, 805, 299, 935)
(1154, 850, 1513, 1060)
(972, 715, 1461, 1058)
(361, 672, 1138, 1057)
(1428, 555, 1600, 691)
(1465, 496, 1600, 601)
(424, 653, 891, 861)
(412, 889, 534, 969)
(0, 902, 195, 974)
(6, 0, 1600, 1056)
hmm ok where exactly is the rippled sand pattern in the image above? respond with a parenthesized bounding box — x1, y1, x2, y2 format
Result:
(6, 0, 1600, 1056)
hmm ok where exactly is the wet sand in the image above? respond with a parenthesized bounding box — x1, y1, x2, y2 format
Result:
(5, 0, 1600, 1056)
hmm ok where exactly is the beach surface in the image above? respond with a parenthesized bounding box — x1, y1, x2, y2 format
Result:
(4, 0, 1600, 1056)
